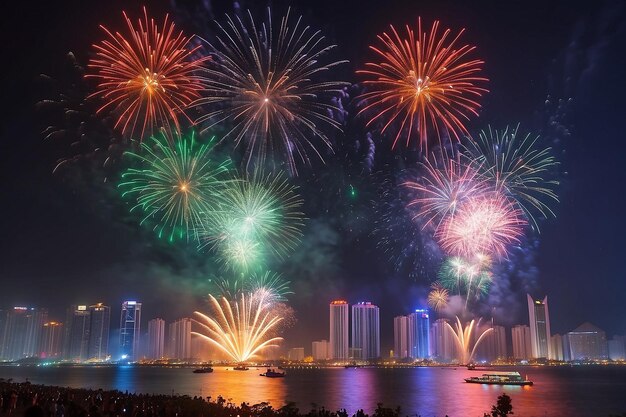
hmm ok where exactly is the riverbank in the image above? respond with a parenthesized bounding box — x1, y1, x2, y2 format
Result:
(0, 380, 405, 417)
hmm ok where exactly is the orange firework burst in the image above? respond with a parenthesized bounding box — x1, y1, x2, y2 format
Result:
(87, 8, 209, 140)
(357, 18, 488, 150)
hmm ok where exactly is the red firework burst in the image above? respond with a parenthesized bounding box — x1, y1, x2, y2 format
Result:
(87, 8, 209, 140)
(357, 18, 488, 150)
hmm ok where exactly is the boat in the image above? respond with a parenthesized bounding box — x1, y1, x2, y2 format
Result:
(233, 364, 249, 371)
(344, 362, 363, 368)
(260, 368, 285, 378)
(464, 371, 533, 386)
(467, 363, 476, 370)
(192, 367, 214, 374)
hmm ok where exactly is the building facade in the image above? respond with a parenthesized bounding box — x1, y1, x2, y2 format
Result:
(148, 318, 166, 360)
(408, 309, 430, 359)
(312, 340, 330, 361)
(512, 324, 532, 360)
(39, 321, 64, 359)
(168, 318, 191, 360)
(88, 303, 110, 361)
(393, 316, 409, 359)
(527, 294, 551, 359)
(351, 302, 380, 360)
(329, 300, 349, 360)
(430, 318, 456, 362)
(288, 347, 305, 361)
(119, 301, 142, 360)
(567, 322, 608, 361)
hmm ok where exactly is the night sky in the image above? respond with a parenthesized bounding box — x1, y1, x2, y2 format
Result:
(2, 0, 625, 354)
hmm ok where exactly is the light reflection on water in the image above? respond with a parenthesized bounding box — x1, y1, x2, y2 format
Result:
(1, 365, 626, 416)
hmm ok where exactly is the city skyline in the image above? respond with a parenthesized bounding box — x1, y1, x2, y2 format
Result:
(1, 291, 623, 363)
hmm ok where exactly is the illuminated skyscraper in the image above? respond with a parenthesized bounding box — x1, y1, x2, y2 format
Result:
(288, 347, 305, 361)
(120, 301, 142, 360)
(527, 294, 551, 359)
(512, 324, 532, 360)
(40, 322, 64, 359)
(88, 303, 110, 361)
(168, 318, 191, 360)
(408, 309, 430, 359)
(65, 305, 90, 362)
(329, 300, 349, 360)
(393, 316, 409, 359)
(0, 309, 7, 359)
(148, 318, 165, 360)
(351, 302, 380, 360)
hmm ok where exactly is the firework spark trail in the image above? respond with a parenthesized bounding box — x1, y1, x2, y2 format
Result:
(357, 18, 488, 150)
(445, 316, 493, 364)
(88, 7, 209, 140)
(463, 124, 560, 231)
(194, 8, 349, 175)
(438, 191, 526, 259)
(119, 131, 231, 242)
(193, 291, 283, 363)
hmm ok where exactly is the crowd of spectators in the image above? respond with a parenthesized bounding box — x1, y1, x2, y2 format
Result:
(0, 380, 402, 417)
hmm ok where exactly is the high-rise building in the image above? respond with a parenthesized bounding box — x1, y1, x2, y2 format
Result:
(351, 302, 380, 360)
(0, 309, 7, 360)
(312, 340, 330, 361)
(393, 316, 409, 359)
(39, 322, 64, 359)
(120, 301, 142, 360)
(148, 318, 166, 360)
(1, 307, 48, 360)
(566, 322, 608, 361)
(329, 300, 349, 360)
(430, 318, 455, 362)
(408, 309, 430, 359)
(608, 335, 625, 361)
(65, 305, 90, 362)
(527, 294, 551, 359)
(475, 324, 507, 362)
(168, 318, 191, 360)
(88, 303, 110, 361)
(550, 334, 564, 361)
(288, 347, 305, 361)
(512, 324, 532, 360)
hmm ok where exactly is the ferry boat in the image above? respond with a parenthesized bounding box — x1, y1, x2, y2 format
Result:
(260, 368, 285, 378)
(233, 364, 249, 371)
(192, 367, 214, 374)
(465, 371, 533, 386)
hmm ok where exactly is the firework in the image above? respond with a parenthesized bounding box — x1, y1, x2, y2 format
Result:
(428, 283, 449, 311)
(119, 131, 231, 241)
(211, 271, 292, 303)
(445, 316, 492, 364)
(201, 172, 305, 271)
(87, 8, 209, 139)
(194, 8, 348, 174)
(193, 291, 283, 363)
(438, 192, 526, 258)
(463, 125, 560, 231)
(406, 148, 486, 232)
(357, 18, 488, 149)
(438, 256, 492, 303)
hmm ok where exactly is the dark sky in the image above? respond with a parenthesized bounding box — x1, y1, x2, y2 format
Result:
(1, 0, 625, 354)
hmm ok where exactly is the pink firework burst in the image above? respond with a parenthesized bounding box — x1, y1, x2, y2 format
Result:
(438, 192, 526, 258)
(405, 150, 486, 232)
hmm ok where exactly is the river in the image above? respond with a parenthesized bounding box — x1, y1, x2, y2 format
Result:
(1, 365, 625, 416)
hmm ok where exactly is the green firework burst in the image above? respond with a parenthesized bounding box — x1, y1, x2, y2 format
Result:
(119, 131, 232, 242)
